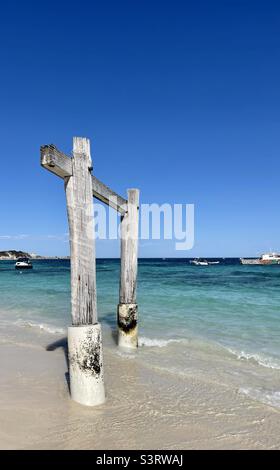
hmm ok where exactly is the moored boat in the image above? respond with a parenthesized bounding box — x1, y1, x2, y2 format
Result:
(240, 253, 280, 265)
(15, 257, 33, 269)
(190, 259, 209, 266)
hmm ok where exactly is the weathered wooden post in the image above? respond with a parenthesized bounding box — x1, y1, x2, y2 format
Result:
(65, 137, 105, 406)
(118, 189, 140, 349)
(41, 136, 139, 403)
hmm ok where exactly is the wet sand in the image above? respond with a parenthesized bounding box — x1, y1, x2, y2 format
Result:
(0, 326, 280, 450)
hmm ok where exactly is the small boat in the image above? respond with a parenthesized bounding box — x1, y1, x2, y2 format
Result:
(190, 259, 209, 266)
(240, 252, 280, 265)
(208, 261, 220, 265)
(15, 257, 33, 269)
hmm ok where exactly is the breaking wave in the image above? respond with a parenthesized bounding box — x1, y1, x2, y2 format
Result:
(15, 319, 66, 335)
(227, 347, 280, 370)
(138, 336, 183, 348)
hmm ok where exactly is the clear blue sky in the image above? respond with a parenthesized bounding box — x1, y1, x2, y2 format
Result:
(0, 0, 280, 257)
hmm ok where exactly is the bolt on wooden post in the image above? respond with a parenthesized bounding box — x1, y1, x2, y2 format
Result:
(118, 189, 140, 349)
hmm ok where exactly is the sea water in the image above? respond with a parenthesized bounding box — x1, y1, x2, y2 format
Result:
(0, 258, 279, 409)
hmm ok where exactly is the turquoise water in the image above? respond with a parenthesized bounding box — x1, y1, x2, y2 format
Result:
(0, 258, 279, 408)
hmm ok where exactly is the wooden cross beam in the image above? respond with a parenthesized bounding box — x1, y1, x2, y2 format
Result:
(40, 144, 127, 215)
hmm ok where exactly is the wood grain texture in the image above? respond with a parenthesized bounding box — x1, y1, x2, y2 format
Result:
(92, 175, 127, 214)
(41, 144, 72, 178)
(119, 189, 140, 304)
(65, 137, 97, 325)
(41, 144, 127, 214)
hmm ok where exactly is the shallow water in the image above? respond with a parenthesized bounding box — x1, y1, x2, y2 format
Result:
(0, 258, 279, 409)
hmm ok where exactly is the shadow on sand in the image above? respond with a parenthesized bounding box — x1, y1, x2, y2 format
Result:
(100, 311, 118, 345)
(46, 337, 70, 392)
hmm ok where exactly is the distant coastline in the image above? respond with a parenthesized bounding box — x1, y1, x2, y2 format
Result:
(0, 252, 259, 261)
(0, 250, 69, 260)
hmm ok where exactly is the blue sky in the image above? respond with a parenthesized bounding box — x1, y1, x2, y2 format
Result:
(0, 0, 280, 257)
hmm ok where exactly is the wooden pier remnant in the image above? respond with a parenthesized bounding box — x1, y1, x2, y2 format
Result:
(118, 189, 140, 348)
(41, 137, 140, 406)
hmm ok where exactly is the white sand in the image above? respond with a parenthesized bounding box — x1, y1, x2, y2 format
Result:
(0, 328, 280, 449)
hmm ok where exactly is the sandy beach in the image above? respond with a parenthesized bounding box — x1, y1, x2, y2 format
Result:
(0, 323, 279, 450)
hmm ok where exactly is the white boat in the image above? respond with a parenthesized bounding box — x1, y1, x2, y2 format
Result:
(190, 259, 209, 266)
(240, 252, 280, 265)
(15, 257, 33, 269)
(208, 261, 220, 265)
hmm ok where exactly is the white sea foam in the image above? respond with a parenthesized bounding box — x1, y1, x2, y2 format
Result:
(239, 387, 280, 409)
(227, 348, 280, 370)
(116, 350, 136, 359)
(138, 336, 183, 348)
(15, 319, 66, 335)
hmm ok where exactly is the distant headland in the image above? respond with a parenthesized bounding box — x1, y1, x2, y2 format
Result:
(0, 250, 69, 260)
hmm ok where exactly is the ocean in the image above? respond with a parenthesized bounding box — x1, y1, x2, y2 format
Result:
(0, 258, 279, 410)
